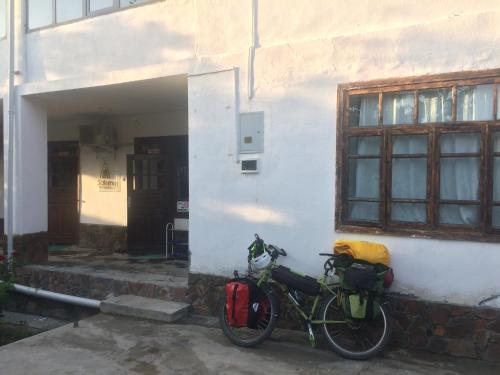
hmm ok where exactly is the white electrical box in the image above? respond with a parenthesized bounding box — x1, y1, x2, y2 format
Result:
(241, 159, 260, 173)
(240, 112, 264, 153)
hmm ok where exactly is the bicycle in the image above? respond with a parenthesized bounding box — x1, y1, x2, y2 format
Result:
(218, 234, 393, 360)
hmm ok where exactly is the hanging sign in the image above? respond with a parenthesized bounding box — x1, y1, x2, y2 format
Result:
(98, 161, 121, 192)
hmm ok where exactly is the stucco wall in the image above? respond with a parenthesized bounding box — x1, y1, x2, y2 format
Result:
(0, 1, 499, 307)
(48, 111, 187, 226)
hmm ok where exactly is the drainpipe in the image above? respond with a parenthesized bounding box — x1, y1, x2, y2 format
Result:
(6, 0, 16, 260)
(10, 283, 101, 309)
(247, 0, 258, 100)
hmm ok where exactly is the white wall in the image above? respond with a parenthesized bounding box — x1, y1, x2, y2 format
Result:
(2, 1, 500, 306)
(48, 111, 187, 226)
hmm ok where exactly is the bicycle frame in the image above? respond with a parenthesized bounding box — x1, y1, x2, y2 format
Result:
(255, 262, 349, 326)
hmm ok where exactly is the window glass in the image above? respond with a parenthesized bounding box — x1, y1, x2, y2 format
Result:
(494, 157, 500, 202)
(348, 202, 379, 222)
(348, 95, 378, 127)
(439, 204, 479, 225)
(0, 0, 6, 38)
(392, 158, 427, 199)
(440, 133, 480, 154)
(493, 132, 500, 153)
(56, 0, 84, 23)
(383, 92, 414, 125)
(498, 85, 500, 120)
(89, 0, 115, 12)
(493, 207, 500, 228)
(418, 89, 452, 123)
(348, 159, 379, 199)
(440, 157, 480, 201)
(348, 136, 380, 156)
(28, 0, 53, 29)
(392, 203, 426, 223)
(393, 135, 427, 154)
(457, 84, 493, 121)
(120, 0, 149, 7)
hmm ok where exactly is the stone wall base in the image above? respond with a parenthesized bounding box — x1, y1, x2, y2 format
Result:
(79, 223, 127, 253)
(0, 232, 48, 263)
(188, 272, 500, 361)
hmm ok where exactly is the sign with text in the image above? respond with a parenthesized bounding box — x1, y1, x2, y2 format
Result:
(98, 161, 121, 192)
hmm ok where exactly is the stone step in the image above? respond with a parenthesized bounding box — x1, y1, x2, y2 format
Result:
(18, 264, 189, 303)
(101, 295, 191, 323)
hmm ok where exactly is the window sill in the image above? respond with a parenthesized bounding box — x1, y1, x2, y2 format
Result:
(335, 224, 500, 244)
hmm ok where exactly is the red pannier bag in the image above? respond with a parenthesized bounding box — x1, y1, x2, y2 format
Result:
(225, 281, 250, 327)
(225, 278, 263, 328)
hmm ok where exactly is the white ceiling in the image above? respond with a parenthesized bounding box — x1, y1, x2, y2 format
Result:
(33, 75, 188, 121)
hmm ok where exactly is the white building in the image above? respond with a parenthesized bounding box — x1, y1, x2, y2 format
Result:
(1, 0, 500, 357)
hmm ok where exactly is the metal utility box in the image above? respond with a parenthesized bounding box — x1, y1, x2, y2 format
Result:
(240, 112, 264, 153)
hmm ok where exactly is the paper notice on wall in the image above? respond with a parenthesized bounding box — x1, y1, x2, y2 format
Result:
(177, 201, 189, 212)
(98, 161, 121, 192)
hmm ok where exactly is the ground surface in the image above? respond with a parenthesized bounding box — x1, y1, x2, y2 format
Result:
(0, 314, 498, 375)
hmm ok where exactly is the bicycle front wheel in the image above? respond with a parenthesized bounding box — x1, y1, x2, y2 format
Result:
(218, 283, 278, 348)
(319, 293, 392, 360)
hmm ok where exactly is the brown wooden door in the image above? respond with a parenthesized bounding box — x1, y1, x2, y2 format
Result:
(127, 155, 170, 255)
(127, 136, 188, 256)
(48, 142, 79, 244)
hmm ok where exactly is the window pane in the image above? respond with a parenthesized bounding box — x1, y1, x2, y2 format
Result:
(348, 202, 379, 222)
(418, 89, 452, 123)
(457, 84, 493, 121)
(120, 0, 149, 7)
(392, 158, 427, 199)
(89, 0, 114, 12)
(494, 157, 500, 202)
(383, 92, 414, 125)
(494, 132, 500, 153)
(440, 133, 480, 154)
(393, 135, 427, 154)
(348, 136, 380, 156)
(440, 157, 479, 200)
(56, 0, 83, 23)
(28, 0, 53, 29)
(0, 0, 6, 38)
(348, 95, 378, 127)
(493, 207, 500, 228)
(439, 204, 479, 225)
(348, 159, 379, 198)
(391, 203, 426, 223)
(498, 85, 500, 120)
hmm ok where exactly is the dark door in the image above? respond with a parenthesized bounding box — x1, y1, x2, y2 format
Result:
(48, 142, 79, 244)
(127, 155, 170, 255)
(127, 136, 188, 255)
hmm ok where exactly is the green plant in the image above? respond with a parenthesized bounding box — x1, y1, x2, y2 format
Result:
(0, 252, 18, 305)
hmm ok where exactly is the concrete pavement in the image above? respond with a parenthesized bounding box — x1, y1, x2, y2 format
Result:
(0, 313, 498, 375)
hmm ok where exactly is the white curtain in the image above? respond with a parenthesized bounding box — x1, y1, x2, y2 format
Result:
(419, 89, 451, 123)
(439, 133, 480, 225)
(383, 92, 413, 125)
(348, 137, 380, 221)
(358, 96, 378, 126)
(391, 135, 427, 222)
(457, 84, 493, 121)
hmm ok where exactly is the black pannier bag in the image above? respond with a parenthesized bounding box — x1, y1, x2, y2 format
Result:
(344, 263, 378, 290)
(271, 265, 320, 296)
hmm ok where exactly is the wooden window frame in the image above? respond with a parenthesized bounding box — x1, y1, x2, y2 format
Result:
(336, 68, 500, 242)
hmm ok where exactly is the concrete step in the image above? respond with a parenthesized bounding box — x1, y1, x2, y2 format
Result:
(101, 295, 190, 323)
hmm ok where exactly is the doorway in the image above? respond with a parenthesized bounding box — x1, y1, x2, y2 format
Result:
(48, 141, 79, 244)
(127, 136, 188, 256)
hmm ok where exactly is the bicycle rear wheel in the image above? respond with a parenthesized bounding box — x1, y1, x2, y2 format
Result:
(218, 283, 278, 347)
(319, 293, 392, 360)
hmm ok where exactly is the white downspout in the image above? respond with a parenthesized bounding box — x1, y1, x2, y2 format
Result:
(6, 0, 16, 260)
(247, 0, 258, 100)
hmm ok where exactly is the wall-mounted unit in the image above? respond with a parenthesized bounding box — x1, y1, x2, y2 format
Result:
(241, 159, 260, 174)
(79, 124, 116, 151)
(240, 111, 264, 153)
